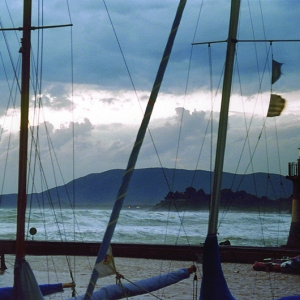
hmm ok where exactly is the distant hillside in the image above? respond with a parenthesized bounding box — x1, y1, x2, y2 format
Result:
(0, 168, 292, 208)
(154, 187, 292, 212)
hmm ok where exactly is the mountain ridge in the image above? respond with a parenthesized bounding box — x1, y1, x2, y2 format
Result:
(0, 168, 292, 207)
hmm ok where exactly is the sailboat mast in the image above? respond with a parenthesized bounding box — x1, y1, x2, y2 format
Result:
(15, 0, 32, 260)
(208, 0, 240, 235)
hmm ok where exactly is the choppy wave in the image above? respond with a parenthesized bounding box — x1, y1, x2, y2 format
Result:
(0, 207, 291, 247)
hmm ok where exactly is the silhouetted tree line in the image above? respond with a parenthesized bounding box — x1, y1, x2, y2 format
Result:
(155, 186, 292, 212)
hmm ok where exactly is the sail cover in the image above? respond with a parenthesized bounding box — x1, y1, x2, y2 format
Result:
(68, 267, 191, 300)
(12, 258, 44, 300)
(200, 235, 235, 300)
(0, 283, 63, 299)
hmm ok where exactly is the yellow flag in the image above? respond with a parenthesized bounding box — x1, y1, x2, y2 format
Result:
(267, 94, 286, 117)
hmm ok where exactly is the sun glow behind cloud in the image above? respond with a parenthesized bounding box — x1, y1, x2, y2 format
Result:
(45, 87, 300, 130)
(0, 0, 299, 194)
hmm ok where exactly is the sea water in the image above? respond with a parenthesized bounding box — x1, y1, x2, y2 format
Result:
(0, 207, 291, 247)
(0, 207, 293, 300)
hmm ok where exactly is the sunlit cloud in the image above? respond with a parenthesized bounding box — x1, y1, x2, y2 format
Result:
(0, 0, 299, 194)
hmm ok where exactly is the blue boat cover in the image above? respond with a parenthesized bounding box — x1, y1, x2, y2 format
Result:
(69, 267, 190, 300)
(200, 234, 235, 300)
(0, 283, 63, 299)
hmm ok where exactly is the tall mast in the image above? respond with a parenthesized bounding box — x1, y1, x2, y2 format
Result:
(208, 0, 240, 235)
(15, 0, 32, 260)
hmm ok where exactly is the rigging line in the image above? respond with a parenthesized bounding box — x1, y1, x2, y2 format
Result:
(185, 44, 226, 226)
(256, 0, 273, 198)
(165, 1, 211, 264)
(4, 0, 19, 38)
(65, 0, 73, 24)
(102, 0, 141, 111)
(198, 50, 227, 225)
(29, 180, 79, 277)
(0, 2, 22, 93)
(173, 199, 196, 251)
(234, 83, 285, 204)
(29, 106, 78, 286)
(246, 0, 266, 94)
(26, 40, 78, 260)
(0, 49, 20, 193)
(257, 0, 268, 52)
(219, 46, 272, 230)
(221, 58, 247, 223)
(239, 0, 272, 204)
(65, 0, 77, 291)
(3, 0, 22, 45)
(26, 0, 47, 243)
(24, 1, 45, 215)
(211, 51, 242, 225)
(31, 1, 76, 281)
(28, 0, 44, 201)
(219, 54, 246, 219)
(208, 43, 214, 190)
(102, 0, 171, 194)
(0, 20, 21, 92)
(160, 196, 195, 279)
(29, 110, 81, 225)
(84, 1, 187, 298)
(218, 49, 243, 230)
(156, 205, 181, 286)
(272, 117, 286, 195)
(188, 44, 219, 203)
(120, 276, 164, 300)
(26, 153, 85, 255)
(25, 0, 76, 247)
(267, 50, 286, 198)
(171, 0, 204, 190)
(161, 197, 197, 279)
(63, 0, 75, 207)
(26, 195, 66, 287)
(228, 45, 272, 189)
(194, 39, 300, 46)
(169, 1, 206, 252)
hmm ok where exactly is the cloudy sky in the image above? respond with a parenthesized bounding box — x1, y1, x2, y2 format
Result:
(0, 0, 299, 194)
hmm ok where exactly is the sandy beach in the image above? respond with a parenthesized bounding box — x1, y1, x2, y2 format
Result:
(1, 254, 300, 299)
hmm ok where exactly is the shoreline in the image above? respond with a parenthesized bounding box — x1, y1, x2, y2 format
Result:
(1, 255, 300, 299)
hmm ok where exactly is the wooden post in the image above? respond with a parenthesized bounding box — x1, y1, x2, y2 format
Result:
(0, 253, 7, 273)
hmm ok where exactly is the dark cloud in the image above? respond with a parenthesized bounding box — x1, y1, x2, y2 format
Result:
(0, 1, 299, 193)
(1, 0, 299, 93)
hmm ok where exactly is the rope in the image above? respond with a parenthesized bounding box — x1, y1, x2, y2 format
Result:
(83, 1, 187, 298)
(119, 275, 164, 300)
(193, 272, 198, 300)
(18, 0, 78, 293)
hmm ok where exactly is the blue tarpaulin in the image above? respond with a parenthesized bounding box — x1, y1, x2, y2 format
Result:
(0, 283, 63, 299)
(69, 267, 191, 300)
(200, 234, 235, 300)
